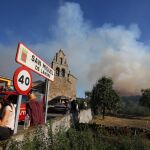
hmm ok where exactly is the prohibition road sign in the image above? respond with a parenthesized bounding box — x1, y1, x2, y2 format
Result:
(13, 66, 32, 95)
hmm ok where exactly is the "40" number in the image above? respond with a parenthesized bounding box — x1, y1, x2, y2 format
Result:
(18, 75, 30, 86)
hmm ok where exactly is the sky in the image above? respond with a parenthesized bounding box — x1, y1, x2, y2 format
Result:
(1, 0, 150, 97)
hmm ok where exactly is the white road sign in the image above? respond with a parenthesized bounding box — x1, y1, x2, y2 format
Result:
(16, 43, 54, 81)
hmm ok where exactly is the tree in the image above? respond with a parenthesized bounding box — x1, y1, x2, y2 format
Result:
(90, 76, 120, 119)
(139, 89, 150, 110)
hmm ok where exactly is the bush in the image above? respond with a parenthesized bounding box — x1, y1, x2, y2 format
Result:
(52, 124, 150, 150)
(1, 123, 149, 150)
(120, 101, 150, 116)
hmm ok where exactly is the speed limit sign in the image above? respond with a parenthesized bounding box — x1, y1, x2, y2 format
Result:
(13, 66, 32, 95)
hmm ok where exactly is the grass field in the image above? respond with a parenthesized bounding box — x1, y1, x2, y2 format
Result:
(92, 115, 150, 129)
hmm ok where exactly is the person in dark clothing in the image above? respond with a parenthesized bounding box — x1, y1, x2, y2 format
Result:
(70, 99, 79, 127)
(70, 100, 76, 112)
(26, 92, 44, 126)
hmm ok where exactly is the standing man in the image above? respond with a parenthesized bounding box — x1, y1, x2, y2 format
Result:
(26, 92, 44, 126)
(70, 99, 79, 127)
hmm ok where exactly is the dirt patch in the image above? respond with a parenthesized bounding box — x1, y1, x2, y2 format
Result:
(92, 116, 150, 129)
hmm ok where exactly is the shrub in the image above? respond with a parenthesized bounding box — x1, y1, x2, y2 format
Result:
(1, 123, 149, 150)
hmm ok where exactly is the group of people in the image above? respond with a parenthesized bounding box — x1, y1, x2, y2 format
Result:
(0, 93, 86, 140)
(0, 91, 44, 141)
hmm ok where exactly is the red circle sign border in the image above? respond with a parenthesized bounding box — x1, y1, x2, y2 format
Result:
(13, 66, 32, 95)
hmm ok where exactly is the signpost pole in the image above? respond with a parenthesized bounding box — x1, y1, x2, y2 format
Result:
(14, 95, 22, 134)
(44, 79, 50, 123)
(15, 43, 54, 124)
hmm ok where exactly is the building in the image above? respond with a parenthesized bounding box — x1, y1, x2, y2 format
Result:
(48, 49, 77, 100)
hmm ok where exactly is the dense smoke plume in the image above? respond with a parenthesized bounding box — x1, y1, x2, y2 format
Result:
(1, 2, 150, 96)
(52, 2, 150, 95)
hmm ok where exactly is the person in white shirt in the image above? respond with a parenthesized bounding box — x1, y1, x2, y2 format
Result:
(0, 98, 15, 140)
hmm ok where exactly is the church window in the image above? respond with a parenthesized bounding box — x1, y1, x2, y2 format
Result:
(56, 67, 60, 76)
(61, 69, 65, 77)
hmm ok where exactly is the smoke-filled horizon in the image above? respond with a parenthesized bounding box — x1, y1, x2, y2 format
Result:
(1, 2, 150, 96)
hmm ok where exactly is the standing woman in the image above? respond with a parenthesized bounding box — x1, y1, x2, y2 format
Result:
(0, 97, 16, 140)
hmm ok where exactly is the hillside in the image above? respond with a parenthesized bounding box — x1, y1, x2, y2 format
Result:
(121, 95, 141, 104)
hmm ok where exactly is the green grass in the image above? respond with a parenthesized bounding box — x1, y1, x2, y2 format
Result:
(52, 127, 150, 150)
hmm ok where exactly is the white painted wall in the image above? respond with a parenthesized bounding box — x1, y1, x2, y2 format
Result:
(79, 109, 93, 123)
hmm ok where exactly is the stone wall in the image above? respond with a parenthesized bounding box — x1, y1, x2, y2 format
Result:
(48, 75, 76, 100)
(51, 115, 71, 133)
(51, 108, 92, 133)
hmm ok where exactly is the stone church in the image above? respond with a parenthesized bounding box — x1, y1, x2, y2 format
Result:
(48, 49, 77, 100)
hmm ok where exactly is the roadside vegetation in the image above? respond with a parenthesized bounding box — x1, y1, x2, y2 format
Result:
(119, 97, 150, 116)
(1, 124, 149, 150)
(52, 125, 150, 150)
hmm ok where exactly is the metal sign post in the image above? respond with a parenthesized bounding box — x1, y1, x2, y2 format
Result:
(44, 79, 50, 123)
(14, 95, 22, 134)
(14, 42, 54, 129)
(13, 66, 32, 134)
